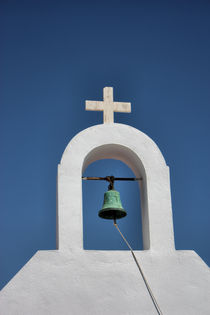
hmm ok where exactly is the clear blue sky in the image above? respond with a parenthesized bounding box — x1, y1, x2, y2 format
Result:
(1, 0, 210, 289)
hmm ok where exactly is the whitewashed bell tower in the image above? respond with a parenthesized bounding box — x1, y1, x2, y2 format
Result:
(0, 87, 210, 315)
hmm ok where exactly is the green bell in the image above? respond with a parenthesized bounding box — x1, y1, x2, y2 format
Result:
(98, 189, 127, 220)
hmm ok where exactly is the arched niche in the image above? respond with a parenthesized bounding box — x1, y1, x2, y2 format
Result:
(57, 123, 175, 252)
(82, 144, 148, 248)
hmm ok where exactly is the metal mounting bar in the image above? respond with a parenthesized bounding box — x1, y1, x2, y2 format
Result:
(82, 176, 142, 190)
(82, 176, 142, 181)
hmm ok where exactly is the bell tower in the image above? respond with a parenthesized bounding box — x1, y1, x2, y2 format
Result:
(58, 87, 175, 252)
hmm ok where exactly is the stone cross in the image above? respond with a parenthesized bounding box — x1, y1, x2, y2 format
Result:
(85, 87, 131, 123)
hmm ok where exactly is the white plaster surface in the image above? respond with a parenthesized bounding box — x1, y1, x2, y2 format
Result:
(0, 123, 210, 315)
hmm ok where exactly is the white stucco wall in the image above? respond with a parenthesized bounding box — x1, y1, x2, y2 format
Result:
(0, 123, 210, 315)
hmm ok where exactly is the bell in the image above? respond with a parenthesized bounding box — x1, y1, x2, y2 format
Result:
(98, 189, 127, 220)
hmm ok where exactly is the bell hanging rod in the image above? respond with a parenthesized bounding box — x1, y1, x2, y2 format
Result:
(82, 176, 142, 181)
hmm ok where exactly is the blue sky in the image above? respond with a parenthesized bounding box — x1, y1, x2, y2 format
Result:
(1, 0, 210, 289)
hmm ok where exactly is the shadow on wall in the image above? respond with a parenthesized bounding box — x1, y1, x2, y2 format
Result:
(82, 159, 142, 250)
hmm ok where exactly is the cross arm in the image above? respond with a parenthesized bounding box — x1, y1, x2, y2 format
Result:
(113, 102, 131, 113)
(85, 101, 104, 111)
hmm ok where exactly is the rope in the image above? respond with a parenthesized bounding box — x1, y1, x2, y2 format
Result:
(113, 221, 163, 315)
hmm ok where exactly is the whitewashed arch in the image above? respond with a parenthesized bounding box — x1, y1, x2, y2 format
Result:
(57, 123, 175, 252)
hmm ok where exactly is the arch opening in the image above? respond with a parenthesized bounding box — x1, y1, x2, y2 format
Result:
(81, 144, 150, 250)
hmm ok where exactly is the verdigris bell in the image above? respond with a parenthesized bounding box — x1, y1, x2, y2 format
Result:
(98, 189, 127, 220)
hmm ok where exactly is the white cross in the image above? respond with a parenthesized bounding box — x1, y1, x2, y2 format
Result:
(85, 87, 131, 123)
